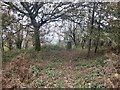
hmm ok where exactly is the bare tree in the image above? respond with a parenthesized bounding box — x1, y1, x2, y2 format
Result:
(3, 2, 80, 51)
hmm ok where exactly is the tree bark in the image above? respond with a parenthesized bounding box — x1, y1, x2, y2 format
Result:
(8, 32, 13, 50)
(95, 11, 101, 53)
(66, 41, 72, 50)
(8, 39, 12, 50)
(25, 40, 29, 49)
(73, 32, 78, 47)
(34, 27, 41, 51)
(16, 40, 22, 49)
(1, 31, 4, 51)
(94, 27, 100, 53)
(87, 3, 95, 57)
(2, 39, 4, 51)
(117, 2, 120, 54)
(16, 33, 23, 49)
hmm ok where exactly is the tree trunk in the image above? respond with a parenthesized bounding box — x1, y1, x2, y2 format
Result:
(95, 11, 101, 53)
(16, 30, 23, 49)
(73, 32, 77, 47)
(66, 41, 72, 50)
(8, 32, 13, 50)
(8, 40, 12, 50)
(94, 29, 100, 53)
(81, 42, 84, 49)
(1, 27, 4, 51)
(81, 38, 86, 49)
(2, 36, 4, 51)
(73, 37, 77, 47)
(117, 2, 120, 54)
(117, 45, 120, 54)
(34, 27, 41, 51)
(25, 40, 29, 49)
(24, 30, 29, 49)
(16, 40, 22, 49)
(87, 2, 95, 57)
(87, 38, 92, 56)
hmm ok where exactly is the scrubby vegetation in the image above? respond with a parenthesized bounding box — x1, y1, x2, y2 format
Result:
(2, 45, 120, 88)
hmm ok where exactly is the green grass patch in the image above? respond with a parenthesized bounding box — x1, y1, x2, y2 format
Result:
(41, 44, 65, 52)
(53, 79, 65, 87)
(2, 49, 26, 62)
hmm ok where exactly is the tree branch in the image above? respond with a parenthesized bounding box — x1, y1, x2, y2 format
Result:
(4, 2, 29, 16)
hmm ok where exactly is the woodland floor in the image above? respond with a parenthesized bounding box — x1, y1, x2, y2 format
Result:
(2, 47, 120, 88)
